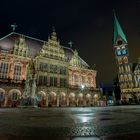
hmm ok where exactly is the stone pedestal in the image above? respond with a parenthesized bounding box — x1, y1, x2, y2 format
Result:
(20, 96, 38, 107)
(57, 95, 59, 107)
(67, 97, 69, 106)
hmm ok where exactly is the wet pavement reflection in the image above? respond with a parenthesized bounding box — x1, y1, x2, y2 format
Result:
(0, 105, 140, 140)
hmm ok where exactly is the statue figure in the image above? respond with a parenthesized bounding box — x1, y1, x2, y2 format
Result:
(28, 58, 35, 76)
(24, 73, 30, 97)
(31, 76, 36, 98)
(21, 59, 37, 107)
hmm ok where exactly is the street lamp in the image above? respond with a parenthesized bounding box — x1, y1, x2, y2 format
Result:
(81, 84, 85, 91)
(94, 94, 98, 98)
(80, 84, 86, 107)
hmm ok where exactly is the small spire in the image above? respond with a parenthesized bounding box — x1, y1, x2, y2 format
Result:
(113, 11, 127, 46)
(51, 26, 56, 36)
(11, 23, 18, 32)
(51, 26, 57, 40)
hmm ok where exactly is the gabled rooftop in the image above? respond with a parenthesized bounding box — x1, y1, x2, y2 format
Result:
(0, 32, 89, 68)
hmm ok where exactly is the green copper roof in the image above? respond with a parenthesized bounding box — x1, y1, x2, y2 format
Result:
(113, 13, 127, 45)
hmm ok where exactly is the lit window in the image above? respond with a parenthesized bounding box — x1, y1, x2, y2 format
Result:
(122, 49, 127, 55)
(0, 91, 4, 101)
(14, 65, 21, 81)
(11, 92, 18, 101)
(0, 62, 8, 79)
(116, 50, 121, 56)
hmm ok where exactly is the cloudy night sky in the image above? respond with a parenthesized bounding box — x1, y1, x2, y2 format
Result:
(0, 0, 140, 85)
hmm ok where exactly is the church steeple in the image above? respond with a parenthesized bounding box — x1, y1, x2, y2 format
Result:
(113, 12, 127, 46)
(113, 12, 134, 90)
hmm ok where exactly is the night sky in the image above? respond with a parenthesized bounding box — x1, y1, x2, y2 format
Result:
(0, 0, 140, 85)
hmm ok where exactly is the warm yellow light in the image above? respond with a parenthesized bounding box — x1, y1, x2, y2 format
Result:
(94, 94, 98, 98)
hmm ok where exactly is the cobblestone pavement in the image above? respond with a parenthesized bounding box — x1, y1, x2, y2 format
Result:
(0, 105, 140, 139)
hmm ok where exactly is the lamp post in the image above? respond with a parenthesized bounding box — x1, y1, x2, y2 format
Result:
(81, 84, 85, 91)
(80, 84, 85, 106)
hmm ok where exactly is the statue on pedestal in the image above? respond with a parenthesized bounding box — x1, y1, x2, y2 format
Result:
(21, 59, 37, 107)
(24, 73, 30, 98)
(31, 77, 36, 98)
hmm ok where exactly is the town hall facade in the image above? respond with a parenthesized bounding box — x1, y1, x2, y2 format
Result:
(0, 30, 99, 107)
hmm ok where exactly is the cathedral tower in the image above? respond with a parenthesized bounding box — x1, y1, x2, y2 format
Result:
(113, 13, 134, 90)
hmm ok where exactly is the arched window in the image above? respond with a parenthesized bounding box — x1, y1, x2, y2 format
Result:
(116, 48, 121, 56)
(88, 77, 91, 86)
(120, 75, 123, 82)
(128, 74, 132, 81)
(121, 66, 124, 73)
(125, 66, 128, 72)
(117, 58, 122, 64)
(122, 49, 127, 55)
(0, 91, 4, 101)
(119, 67, 121, 73)
(124, 75, 128, 81)
(127, 65, 131, 72)
(11, 92, 18, 101)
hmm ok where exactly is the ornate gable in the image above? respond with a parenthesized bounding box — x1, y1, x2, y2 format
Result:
(39, 30, 66, 61)
(70, 49, 81, 67)
(12, 35, 28, 57)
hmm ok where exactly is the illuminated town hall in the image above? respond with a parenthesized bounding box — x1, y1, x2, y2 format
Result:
(0, 29, 99, 107)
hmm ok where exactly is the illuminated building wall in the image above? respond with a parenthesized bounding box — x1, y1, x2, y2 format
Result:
(113, 13, 140, 102)
(0, 30, 99, 107)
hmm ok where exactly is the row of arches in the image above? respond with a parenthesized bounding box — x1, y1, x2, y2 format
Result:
(0, 88, 99, 107)
(121, 93, 140, 103)
(0, 88, 21, 107)
(37, 91, 98, 107)
(119, 74, 132, 82)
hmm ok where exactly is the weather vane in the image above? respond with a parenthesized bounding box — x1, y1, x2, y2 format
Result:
(11, 23, 18, 32)
(68, 41, 73, 48)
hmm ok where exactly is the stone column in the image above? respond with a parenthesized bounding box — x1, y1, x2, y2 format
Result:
(4, 93, 9, 107)
(47, 76, 50, 86)
(57, 94, 59, 107)
(67, 96, 69, 106)
(83, 94, 86, 106)
(31, 78, 34, 97)
(76, 98, 78, 107)
(72, 74, 74, 86)
(46, 95, 48, 107)
(8, 61, 11, 79)
(8, 59, 14, 79)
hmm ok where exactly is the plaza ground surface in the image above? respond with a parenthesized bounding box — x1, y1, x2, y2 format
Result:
(0, 105, 140, 140)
